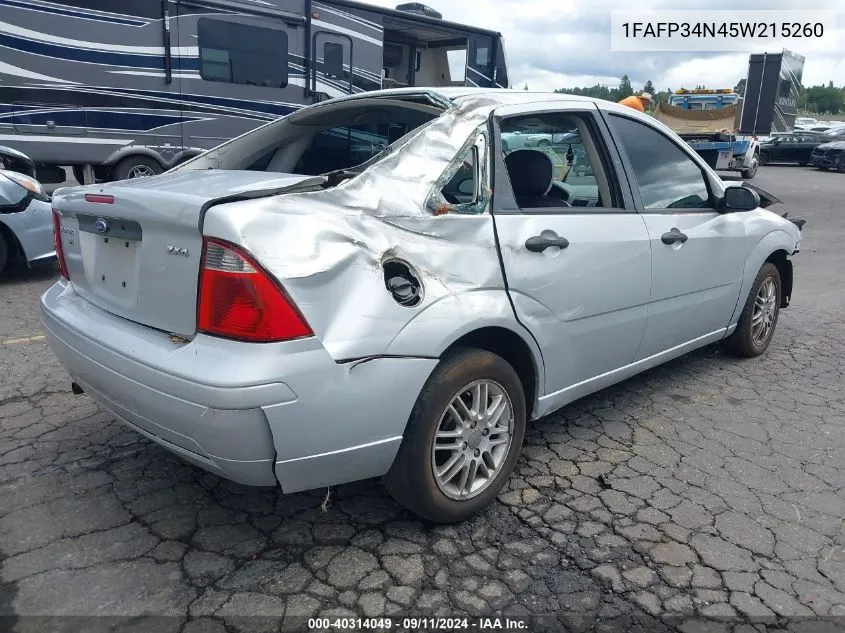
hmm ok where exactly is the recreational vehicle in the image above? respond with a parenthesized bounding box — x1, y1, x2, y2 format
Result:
(0, 0, 509, 183)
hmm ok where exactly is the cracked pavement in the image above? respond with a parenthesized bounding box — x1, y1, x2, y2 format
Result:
(1, 167, 844, 632)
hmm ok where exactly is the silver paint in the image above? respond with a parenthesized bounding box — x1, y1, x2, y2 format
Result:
(0, 193, 56, 266)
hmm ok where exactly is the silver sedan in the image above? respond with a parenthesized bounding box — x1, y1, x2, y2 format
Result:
(42, 88, 804, 523)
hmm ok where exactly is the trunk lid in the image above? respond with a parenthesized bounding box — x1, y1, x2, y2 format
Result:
(53, 170, 323, 336)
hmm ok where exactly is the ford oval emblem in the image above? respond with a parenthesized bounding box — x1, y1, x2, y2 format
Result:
(94, 218, 109, 234)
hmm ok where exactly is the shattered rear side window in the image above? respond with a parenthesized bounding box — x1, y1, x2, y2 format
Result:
(427, 128, 490, 216)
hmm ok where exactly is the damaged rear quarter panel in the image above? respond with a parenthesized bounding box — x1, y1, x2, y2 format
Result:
(202, 98, 515, 362)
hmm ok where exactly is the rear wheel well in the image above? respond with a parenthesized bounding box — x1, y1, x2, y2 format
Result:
(766, 249, 792, 308)
(444, 327, 538, 419)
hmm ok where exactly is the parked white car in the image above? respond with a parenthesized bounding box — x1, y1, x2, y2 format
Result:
(0, 146, 55, 275)
(43, 88, 804, 523)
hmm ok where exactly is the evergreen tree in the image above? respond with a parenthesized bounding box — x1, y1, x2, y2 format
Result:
(617, 74, 633, 100)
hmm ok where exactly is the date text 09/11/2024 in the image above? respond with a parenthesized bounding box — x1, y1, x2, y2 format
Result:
(620, 21, 824, 38)
(307, 617, 529, 630)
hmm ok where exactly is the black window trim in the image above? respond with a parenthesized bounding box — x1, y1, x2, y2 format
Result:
(601, 111, 721, 215)
(490, 107, 635, 216)
(197, 17, 290, 89)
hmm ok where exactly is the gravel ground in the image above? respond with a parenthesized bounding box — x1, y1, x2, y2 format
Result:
(1, 165, 844, 632)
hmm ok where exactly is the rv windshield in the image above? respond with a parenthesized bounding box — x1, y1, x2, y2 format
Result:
(173, 97, 447, 178)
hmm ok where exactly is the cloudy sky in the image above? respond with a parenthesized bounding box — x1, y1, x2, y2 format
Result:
(363, 0, 845, 92)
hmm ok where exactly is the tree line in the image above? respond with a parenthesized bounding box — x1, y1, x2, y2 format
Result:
(553, 75, 845, 115)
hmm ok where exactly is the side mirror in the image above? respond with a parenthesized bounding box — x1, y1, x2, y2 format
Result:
(721, 185, 760, 212)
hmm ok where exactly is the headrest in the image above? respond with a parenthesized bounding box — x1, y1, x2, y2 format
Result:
(504, 149, 554, 198)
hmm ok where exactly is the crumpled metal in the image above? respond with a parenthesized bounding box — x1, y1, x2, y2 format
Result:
(203, 96, 515, 361)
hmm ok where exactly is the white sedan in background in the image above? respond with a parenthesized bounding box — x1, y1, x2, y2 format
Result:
(0, 145, 55, 275)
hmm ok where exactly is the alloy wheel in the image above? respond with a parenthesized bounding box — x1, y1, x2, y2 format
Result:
(431, 379, 514, 500)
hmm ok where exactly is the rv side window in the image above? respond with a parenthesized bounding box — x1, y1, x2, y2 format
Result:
(475, 46, 490, 67)
(324, 43, 344, 79)
(198, 18, 288, 88)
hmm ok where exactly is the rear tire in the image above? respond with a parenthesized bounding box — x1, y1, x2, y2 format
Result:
(837, 159, 845, 174)
(721, 262, 782, 358)
(111, 156, 162, 181)
(383, 348, 527, 524)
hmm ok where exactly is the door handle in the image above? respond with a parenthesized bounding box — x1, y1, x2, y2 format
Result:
(525, 231, 569, 253)
(661, 228, 688, 245)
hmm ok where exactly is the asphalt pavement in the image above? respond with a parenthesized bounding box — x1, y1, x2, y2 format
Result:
(1, 165, 844, 632)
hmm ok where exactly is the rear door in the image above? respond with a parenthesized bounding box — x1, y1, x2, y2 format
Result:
(604, 111, 753, 359)
(796, 134, 819, 163)
(769, 136, 789, 162)
(491, 101, 652, 398)
(780, 135, 799, 163)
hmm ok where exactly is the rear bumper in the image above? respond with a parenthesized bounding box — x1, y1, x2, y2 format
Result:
(40, 281, 437, 491)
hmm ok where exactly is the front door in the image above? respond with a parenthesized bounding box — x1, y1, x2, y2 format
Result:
(491, 103, 652, 399)
(604, 112, 753, 359)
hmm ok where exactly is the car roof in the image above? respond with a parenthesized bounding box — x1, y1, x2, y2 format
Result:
(319, 87, 610, 108)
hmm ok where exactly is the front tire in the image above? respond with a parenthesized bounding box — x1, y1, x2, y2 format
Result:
(759, 152, 769, 166)
(721, 262, 782, 358)
(741, 154, 759, 179)
(383, 348, 527, 524)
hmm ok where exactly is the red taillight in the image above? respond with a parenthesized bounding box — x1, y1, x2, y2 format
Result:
(197, 238, 312, 342)
(52, 209, 69, 280)
(85, 194, 114, 204)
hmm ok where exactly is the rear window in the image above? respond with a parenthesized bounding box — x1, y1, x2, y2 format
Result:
(198, 18, 288, 88)
(294, 121, 425, 175)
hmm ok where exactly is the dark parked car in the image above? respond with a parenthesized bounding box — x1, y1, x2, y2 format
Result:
(758, 132, 829, 166)
(810, 140, 845, 172)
